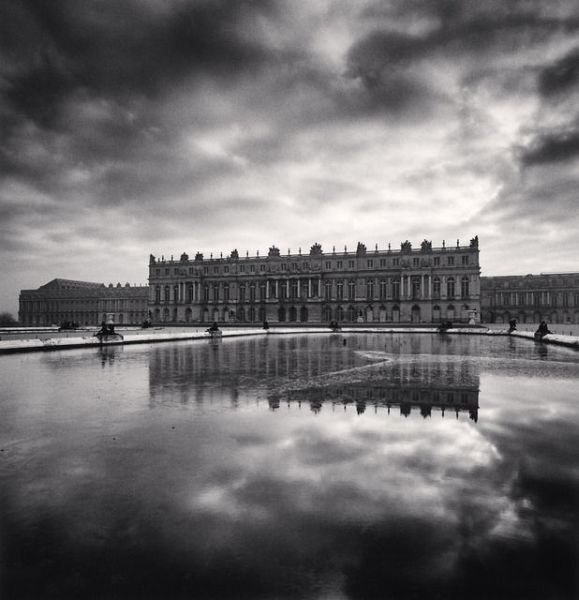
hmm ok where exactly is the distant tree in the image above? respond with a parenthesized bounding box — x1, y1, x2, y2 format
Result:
(0, 312, 18, 326)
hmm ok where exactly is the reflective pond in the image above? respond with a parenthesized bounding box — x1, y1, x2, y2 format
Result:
(1, 333, 578, 599)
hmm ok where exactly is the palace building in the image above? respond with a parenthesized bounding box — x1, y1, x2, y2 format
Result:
(148, 237, 481, 325)
(19, 279, 149, 327)
(480, 272, 579, 324)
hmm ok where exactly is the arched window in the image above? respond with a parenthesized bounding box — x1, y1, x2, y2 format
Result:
(289, 306, 297, 322)
(278, 306, 286, 322)
(348, 280, 356, 301)
(379, 280, 387, 299)
(238, 307, 246, 322)
(258, 306, 266, 322)
(323, 305, 332, 321)
(155, 286, 161, 303)
(336, 305, 344, 321)
(461, 276, 469, 299)
(164, 286, 170, 302)
(324, 281, 332, 300)
(411, 304, 421, 323)
(433, 277, 440, 299)
(336, 280, 344, 300)
(290, 280, 298, 299)
(348, 305, 356, 321)
(249, 306, 256, 322)
(367, 279, 375, 300)
(392, 280, 400, 300)
(300, 306, 308, 322)
(447, 277, 455, 299)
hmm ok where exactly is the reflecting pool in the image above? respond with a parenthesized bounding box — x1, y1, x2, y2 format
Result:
(1, 334, 578, 599)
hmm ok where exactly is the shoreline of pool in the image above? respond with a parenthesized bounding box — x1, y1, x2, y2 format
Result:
(1, 325, 578, 354)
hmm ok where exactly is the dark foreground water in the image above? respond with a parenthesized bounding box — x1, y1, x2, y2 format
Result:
(1, 333, 578, 600)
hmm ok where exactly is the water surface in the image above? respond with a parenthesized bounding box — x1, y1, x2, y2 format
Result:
(1, 334, 578, 599)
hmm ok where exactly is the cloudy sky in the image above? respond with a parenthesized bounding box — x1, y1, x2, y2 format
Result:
(2, 0, 579, 314)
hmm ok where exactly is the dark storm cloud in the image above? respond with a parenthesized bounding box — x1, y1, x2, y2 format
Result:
(520, 128, 579, 165)
(538, 47, 579, 96)
(1, 0, 278, 125)
(346, 0, 579, 110)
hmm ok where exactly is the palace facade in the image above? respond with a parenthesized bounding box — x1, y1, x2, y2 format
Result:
(148, 237, 481, 325)
(480, 273, 579, 324)
(19, 279, 149, 327)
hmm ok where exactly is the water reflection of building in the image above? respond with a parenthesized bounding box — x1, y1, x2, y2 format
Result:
(269, 383, 479, 422)
(148, 335, 480, 421)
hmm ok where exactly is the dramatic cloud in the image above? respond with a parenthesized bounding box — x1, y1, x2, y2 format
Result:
(1, 0, 579, 313)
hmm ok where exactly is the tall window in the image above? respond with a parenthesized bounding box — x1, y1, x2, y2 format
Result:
(379, 280, 387, 299)
(433, 277, 441, 299)
(187, 284, 193, 303)
(447, 277, 455, 299)
(367, 279, 375, 300)
(155, 286, 161, 303)
(412, 277, 421, 299)
(324, 281, 332, 300)
(164, 286, 170, 302)
(223, 284, 229, 303)
(213, 283, 219, 302)
(312, 280, 319, 297)
(336, 280, 344, 300)
(290, 280, 298, 299)
(392, 280, 400, 300)
(348, 280, 356, 301)
(461, 276, 469, 299)
(239, 284, 246, 303)
(249, 283, 256, 302)
(259, 282, 266, 301)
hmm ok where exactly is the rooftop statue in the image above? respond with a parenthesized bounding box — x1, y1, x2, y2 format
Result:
(470, 235, 479, 248)
(268, 246, 280, 257)
(401, 240, 412, 253)
(309, 243, 322, 256)
(420, 239, 432, 252)
(230, 249, 239, 259)
(356, 242, 367, 255)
